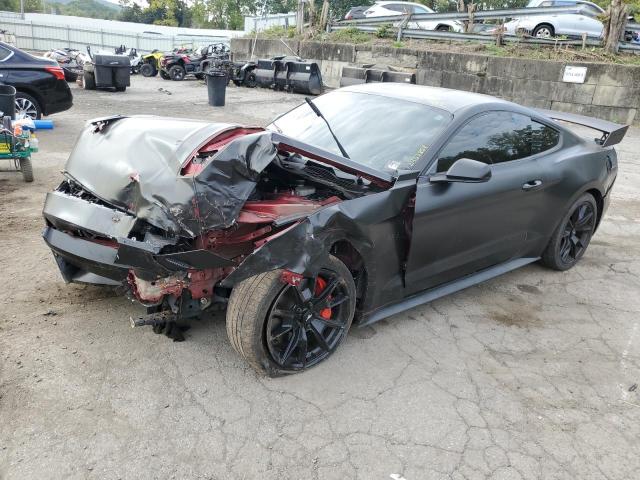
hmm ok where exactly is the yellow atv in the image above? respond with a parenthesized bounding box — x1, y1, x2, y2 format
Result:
(139, 50, 168, 78)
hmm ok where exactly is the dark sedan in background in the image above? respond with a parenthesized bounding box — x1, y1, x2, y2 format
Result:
(0, 41, 73, 119)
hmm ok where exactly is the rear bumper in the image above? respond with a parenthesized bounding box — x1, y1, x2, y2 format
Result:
(44, 80, 73, 116)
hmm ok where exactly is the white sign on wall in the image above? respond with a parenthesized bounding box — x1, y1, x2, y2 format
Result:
(562, 66, 588, 84)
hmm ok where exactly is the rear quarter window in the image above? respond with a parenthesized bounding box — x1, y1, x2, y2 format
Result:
(0, 46, 13, 62)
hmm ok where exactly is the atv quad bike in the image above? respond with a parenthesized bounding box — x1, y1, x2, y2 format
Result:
(160, 43, 230, 81)
(139, 50, 166, 78)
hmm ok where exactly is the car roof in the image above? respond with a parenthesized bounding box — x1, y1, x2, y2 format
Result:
(527, 0, 601, 8)
(339, 83, 513, 113)
(375, 1, 425, 5)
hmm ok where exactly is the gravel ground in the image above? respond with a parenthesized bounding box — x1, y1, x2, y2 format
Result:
(1, 76, 640, 480)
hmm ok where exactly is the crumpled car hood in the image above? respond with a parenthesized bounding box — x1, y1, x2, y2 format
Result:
(64, 116, 277, 238)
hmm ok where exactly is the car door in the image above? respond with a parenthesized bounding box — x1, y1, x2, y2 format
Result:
(404, 111, 558, 295)
(549, 1, 580, 36)
(411, 5, 436, 30)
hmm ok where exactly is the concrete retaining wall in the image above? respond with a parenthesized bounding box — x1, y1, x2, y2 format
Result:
(231, 38, 640, 124)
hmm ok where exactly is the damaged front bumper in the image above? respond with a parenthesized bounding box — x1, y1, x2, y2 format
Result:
(42, 189, 235, 303)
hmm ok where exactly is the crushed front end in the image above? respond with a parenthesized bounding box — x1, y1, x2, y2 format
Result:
(42, 115, 386, 323)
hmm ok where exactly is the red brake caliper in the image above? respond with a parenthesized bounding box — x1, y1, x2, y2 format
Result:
(314, 277, 332, 320)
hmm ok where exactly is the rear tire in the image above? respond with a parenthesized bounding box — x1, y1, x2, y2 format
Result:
(436, 25, 450, 32)
(541, 193, 597, 271)
(20, 157, 33, 182)
(83, 72, 96, 90)
(226, 255, 356, 376)
(15, 92, 41, 120)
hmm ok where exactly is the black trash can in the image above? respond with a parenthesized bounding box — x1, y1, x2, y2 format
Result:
(206, 70, 227, 107)
(0, 85, 16, 119)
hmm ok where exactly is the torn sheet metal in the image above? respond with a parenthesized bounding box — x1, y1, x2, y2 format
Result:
(63, 116, 276, 238)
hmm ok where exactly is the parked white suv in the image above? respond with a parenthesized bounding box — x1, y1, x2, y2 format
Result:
(363, 1, 464, 32)
(502, 0, 604, 38)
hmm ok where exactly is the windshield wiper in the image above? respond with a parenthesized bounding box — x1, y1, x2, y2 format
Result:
(304, 97, 350, 159)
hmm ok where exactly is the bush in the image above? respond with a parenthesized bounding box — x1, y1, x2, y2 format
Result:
(375, 24, 393, 38)
(258, 25, 297, 39)
(329, 27, 372, 43)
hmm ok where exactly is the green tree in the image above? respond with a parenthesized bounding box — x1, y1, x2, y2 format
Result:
(0, 0, 19, 12)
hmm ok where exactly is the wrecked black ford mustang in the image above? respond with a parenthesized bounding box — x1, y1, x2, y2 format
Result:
(42, 83, 626, 375)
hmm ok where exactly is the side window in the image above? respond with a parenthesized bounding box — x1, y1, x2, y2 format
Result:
(436, 112, 559, 172)
(530, 119, 560, 155)
(413, 6, 430, 13)
(0, 46, 12, 62)
(583, 5, 603, 15)
(386, 3, 411, 13)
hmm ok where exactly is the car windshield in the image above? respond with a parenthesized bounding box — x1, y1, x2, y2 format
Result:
(269, 91, 452, 172)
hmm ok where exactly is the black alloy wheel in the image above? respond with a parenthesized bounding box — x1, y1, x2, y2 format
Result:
(265, 270, 352, 370)
(541, 193, 597, 271)
(558, 201, 595, 265)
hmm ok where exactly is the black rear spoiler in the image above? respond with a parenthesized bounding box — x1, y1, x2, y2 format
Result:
(536, 109, 629, 148)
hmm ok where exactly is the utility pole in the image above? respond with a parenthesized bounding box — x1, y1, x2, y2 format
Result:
(20, 0, 24, 18)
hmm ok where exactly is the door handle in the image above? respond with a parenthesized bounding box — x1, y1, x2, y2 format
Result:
(522, 179, 543, 190)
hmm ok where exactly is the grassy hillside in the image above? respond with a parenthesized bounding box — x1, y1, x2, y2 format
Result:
(51, 0, 120, 19)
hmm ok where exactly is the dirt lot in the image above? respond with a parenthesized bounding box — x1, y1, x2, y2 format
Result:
(1, 76, 640, 480)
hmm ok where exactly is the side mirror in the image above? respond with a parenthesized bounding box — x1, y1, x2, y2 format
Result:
(430, 158, 491, 184)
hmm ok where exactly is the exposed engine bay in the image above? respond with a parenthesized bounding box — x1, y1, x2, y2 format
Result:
(42, 117, 393, 326)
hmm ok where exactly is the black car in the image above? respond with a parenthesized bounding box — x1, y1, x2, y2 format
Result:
(0, 42, 73, 119)
(42, 84, 625, 375)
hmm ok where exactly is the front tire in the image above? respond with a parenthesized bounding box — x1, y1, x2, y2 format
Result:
(140, 63, 156, 77)
(541, 193, 597, 271)
(226, 255, 356, 376)
(532, 23, 555, 38)
(159, 70, 170, 80)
